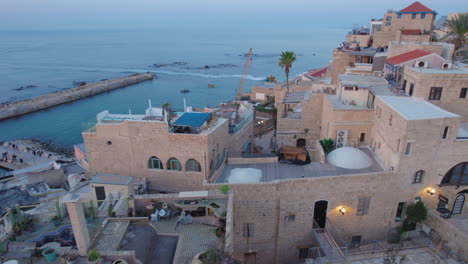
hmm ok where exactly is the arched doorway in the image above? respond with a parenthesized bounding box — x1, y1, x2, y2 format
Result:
(313, 200, 328, 229)
(452, 192, 466, 215)
(296, 138, 306, 148)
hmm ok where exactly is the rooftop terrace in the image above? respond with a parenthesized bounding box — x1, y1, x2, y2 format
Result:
(378, 96, 460, 120)
(215, 147, 385, 183)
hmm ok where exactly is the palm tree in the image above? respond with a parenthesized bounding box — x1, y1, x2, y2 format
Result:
(278, 51, 296, 92)
(440, 13, 468, 53)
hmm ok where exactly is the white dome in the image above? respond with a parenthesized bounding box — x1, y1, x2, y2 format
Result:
(326, 147, 372, 169)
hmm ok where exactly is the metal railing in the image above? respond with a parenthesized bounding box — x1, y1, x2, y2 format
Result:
(311, 219, 347, 263)
(229, 113, 253, 134)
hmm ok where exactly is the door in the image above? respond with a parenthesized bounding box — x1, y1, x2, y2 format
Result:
(409, 83, 414, 96)
(313, 200, 328, 229)
(452, 194, 465, 215)
(244, 253, 256, 264)
(95, 186, 106, 206)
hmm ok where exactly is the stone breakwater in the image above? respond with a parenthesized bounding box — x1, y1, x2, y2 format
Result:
(0, 73, 155, 121)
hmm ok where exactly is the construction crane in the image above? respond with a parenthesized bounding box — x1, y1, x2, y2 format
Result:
(235, 48, 253, 100)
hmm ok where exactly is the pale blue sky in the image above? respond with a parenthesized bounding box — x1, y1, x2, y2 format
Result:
(0, 0, 466, 30)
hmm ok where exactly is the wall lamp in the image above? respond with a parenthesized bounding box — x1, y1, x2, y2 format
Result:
(338, 207, 346, 215)
(427, 188, 435, 196)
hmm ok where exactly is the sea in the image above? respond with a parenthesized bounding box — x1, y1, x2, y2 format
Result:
(0, 27, 346, 149)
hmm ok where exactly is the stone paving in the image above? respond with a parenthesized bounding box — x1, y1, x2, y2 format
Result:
(349, 250, 455, 264)
(150, 218, 221, 264)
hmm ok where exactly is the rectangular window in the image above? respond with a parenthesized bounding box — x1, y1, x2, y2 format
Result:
(412, 14, 416, 19)
(460, 88, 467, 98)
(443, 126, 449, 139)
(243, 223, 254, 238)
(298, 248, 310, 259)
(397, 14, 402, 19)
(402, 80, 407, 92)
(413, 170, 423, 184)
(409, 83, 414, 96)
(405, 143, 412, 155)
(421, 13, 426, 19)
(429, 87, 443, 100)
(356, 197, 371, 216)
(360, 133, 366, 142)
(344, 86, 354, 91)
(284, 214, 295, 224)
(395, 202, 406, 222)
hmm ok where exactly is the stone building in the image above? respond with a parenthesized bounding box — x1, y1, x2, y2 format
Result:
(82, 104, 253, 192)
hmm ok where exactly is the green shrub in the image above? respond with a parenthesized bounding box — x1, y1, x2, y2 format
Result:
(405, 201, 428, 223)
(87, 249, 100, 261)
(320, 138, 335, 154)
(220, 185, 230, 194)
(200, 248, 221, 264)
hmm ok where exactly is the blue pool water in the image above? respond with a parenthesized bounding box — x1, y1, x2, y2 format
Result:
(0, 27, 346, 148)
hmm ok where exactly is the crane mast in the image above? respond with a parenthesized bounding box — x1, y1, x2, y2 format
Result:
(236, 48, 253, 100)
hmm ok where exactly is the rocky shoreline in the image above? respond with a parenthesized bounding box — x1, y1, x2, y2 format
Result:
(0, 72, 155, 121)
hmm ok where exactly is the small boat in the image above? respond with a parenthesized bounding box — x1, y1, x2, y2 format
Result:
(208, 84, 215, 88)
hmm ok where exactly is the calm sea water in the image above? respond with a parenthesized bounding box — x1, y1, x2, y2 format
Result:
(0, 28, 346, 148)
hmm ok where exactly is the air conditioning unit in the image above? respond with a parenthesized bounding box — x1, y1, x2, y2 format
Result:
(335, 129, 349, 148)
(442, 63, 452, 69)
(414, 61, 428, 68)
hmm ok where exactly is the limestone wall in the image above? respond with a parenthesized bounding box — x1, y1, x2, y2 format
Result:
(402, 68, 468, 122)
(0, 73, 154, 121)
(387, 42, 448, 58)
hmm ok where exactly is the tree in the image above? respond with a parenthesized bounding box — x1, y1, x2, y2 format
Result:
(405, 200, 428, 224)
(278, 51, 296, 92)
(440, 13, 468, 53)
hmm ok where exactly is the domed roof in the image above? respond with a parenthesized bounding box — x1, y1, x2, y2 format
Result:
(326, 147, 372, 169)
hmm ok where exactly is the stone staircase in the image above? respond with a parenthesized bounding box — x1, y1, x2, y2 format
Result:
(309, 219, 348, 263)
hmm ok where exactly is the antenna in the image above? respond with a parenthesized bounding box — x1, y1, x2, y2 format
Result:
(148, 99, 152, 109)
(129, 109, 132, 117)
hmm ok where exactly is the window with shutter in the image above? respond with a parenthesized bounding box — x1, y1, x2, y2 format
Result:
(356, 197, 371, 216)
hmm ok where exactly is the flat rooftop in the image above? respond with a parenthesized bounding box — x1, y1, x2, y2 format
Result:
(172, 112, 211, 127)
(339, 74, 388, 87)
(377, 96, 460, 120)
(254, 82, 276, 88)
(91, 173, 133, 186)
(283, 91, 311, 103)
(215, 147, 385, 183)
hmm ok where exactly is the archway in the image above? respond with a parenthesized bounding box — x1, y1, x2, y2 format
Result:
(296, 138, 306, 148)
(313, 200, 328, 229)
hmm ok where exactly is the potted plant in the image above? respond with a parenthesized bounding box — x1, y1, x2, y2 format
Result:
(197, 248, 221, 264)
(67, 252, 79, 264)
(22, 218, 35, 232)
(219, 185, 230, 195)
(42, 247, 57, 263)
(51, 215, 62, 226)
(87, 249, 100, 264)
(12, 222, 22, 236)
(396, 226, 408, 241)
(107, 207, 116, 217)
(405, 201, 428, 230)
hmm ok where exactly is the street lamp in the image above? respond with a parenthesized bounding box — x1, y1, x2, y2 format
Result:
(257, 120, 264, 139)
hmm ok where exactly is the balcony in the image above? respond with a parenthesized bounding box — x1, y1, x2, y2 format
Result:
(282, 111, 302, 119)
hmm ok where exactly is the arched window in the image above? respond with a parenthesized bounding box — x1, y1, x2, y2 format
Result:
(452, 194, 465, 215)
(185, 159, 201, 172)
(167, 158, 181, 171)
(441, 162, 468, 186)
(148, 156, 163, 170)
(386, 16, 392, 21)
(412, 170, 424, 184)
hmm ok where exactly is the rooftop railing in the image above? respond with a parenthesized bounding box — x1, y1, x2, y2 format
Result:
(229, 113, 253, 134)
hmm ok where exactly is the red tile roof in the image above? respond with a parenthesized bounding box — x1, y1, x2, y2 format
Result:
(399, 2, 433, 13)
(306, 66, 329, 78)
(385, 49, 432, 65)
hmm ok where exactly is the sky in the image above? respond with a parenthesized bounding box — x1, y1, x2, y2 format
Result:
(0, 0, 467, 30)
